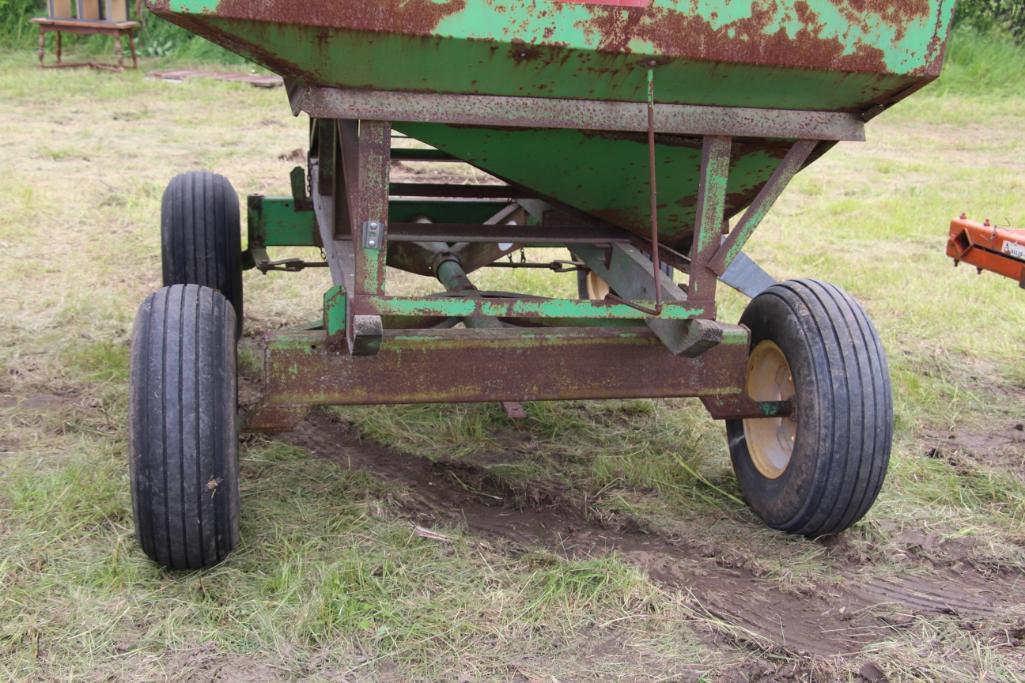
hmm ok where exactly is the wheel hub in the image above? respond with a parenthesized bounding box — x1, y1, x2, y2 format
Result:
(585, 271, 611, 300)
(743, 340, 797, 479)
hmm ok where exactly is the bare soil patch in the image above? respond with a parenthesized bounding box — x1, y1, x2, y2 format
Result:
(925, 424, 1025, 479)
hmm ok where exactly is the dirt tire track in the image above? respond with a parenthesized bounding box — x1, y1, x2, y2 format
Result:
(278, 411, 1025, 657)
(847, 572, 1025, 619)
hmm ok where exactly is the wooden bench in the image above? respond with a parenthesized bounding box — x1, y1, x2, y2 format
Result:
(31, 18, 139, 71)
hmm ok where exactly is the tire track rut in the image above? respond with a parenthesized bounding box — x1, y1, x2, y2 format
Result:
(279, 411, 1025, 657)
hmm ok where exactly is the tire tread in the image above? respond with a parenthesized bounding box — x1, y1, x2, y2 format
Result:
(161, 172, 242, 336)
(130, 284, 239, 569)
(729, 278, 892, 537)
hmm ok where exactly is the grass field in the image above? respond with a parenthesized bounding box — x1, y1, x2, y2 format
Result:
(2, 30, 1025, 680)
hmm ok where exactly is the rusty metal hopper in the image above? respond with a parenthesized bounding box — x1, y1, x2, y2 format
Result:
(148, 0, 956, 249)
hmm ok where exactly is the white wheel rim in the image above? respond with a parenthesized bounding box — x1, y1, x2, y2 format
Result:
(742, 341, 797, 479)
(585, 271, 611, 300)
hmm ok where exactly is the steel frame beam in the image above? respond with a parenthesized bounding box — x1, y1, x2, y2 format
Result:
(245, 326, 756, 433)
(289, 85, 864, 142)
(686, 135, 732, 313)
(261, 107, 820, 418)
(307, 118, 800, 358)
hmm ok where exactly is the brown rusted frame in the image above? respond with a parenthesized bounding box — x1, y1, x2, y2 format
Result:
(312, 158, 354, 291)
(701, 394, 794, 421)
(334, 119, 392, 355)
(290, 85, 866, 143)
(246, 326, 755, 433)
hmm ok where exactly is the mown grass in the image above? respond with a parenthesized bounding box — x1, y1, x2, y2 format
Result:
(2, 28, 1025, 680)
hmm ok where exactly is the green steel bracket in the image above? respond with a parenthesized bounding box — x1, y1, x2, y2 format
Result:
(688, 135, 732, 309)
(246, 194, 320, 250)
(346, 294, 705, 321)
(323, 285, 347, 336)
(573, 242, 729, 356)
(246, 194, 515, 252)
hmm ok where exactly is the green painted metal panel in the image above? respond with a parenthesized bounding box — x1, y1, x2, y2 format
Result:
(323, 285, 346, 335)
(353, 295, 706, 320)
(394, 124, 788, 249)
(250, 197, 509, 248)
(248, 196, 318, 248)
(151, 1, 955, 111)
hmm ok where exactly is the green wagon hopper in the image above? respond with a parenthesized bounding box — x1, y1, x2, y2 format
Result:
(129, 0, 956, 569)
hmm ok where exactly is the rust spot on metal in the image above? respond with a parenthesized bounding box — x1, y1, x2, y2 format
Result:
(578, 1, 937, 75)
(210, 0, 467, 34)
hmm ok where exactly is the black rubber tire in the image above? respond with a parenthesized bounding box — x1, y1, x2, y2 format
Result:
(129, 284, 240, 570)
(161, 172, 243, 337)
(726, 279, 892, 537)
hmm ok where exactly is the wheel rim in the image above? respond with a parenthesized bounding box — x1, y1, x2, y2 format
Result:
(585, 271, 611, 300)
(743, 341, 797, 479)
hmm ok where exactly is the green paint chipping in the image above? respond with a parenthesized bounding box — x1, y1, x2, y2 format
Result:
(323, 286, 347, 336)
(154, 0, 955, 253)
(249, 196, 318, 248)
(161, 0, 955, 110)
(365, 296, 704, 321)
(394, 124, 789, 248)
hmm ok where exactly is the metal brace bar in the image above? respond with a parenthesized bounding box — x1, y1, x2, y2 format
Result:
(337, 119, 391, 297)
(687, 136, 732, 314)
(709, 139, 818, 275)
(573, 243, 732, 356)
(291, 86, 866, 142)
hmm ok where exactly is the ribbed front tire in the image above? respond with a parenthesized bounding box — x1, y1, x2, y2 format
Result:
(129, 284, 240, 569)
(726, 279, 893, 537)
(161, 172, 243, 336)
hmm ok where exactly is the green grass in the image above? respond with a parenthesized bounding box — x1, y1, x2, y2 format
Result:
(2, 28, 1025, 680)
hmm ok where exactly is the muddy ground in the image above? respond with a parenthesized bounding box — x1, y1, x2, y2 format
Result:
(276, 407, 1025, 678)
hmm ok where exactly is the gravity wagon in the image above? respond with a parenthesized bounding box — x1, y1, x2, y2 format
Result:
(130, 0, 956, 569)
